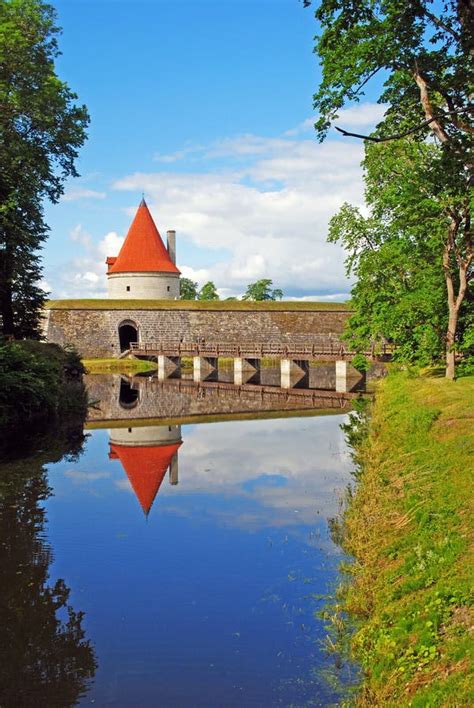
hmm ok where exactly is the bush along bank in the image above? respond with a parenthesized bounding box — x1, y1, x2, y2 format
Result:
(0, 340, 88, 451)
(330, 370, 473, 705)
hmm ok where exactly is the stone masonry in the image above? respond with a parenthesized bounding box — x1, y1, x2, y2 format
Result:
(45, 305, 351, 358)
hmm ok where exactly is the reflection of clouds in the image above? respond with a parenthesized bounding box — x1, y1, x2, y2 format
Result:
(64, 470, 111, 483)
(159, 416, 352, 531)
(115, 478, 133, 493)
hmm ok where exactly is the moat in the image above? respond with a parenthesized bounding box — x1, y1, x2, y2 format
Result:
(0, 370, 362, 707)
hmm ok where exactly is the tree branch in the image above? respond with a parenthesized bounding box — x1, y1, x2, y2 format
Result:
(445, 94, 474, 135)
(423, 9, 461, 39)
(334, 106, 472, 142)
(335, 115, 441, 142)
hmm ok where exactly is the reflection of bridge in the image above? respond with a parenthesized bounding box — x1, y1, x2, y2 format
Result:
(85, 366, 366, 429)
(128, 340, 384, 391)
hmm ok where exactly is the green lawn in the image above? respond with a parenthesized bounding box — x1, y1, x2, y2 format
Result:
(337, 371, 473, 705)
(46, 298, 351, 312)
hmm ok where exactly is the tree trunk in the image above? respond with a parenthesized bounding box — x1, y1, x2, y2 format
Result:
(0, 284, 15, 338)
(445, 307, 458, 380)
(0, 247, 15, 337)
(443, 217, 470, 380)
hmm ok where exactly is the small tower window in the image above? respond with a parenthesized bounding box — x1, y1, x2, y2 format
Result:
(126, 286, 130, 292)
(167, 286, 170, 292)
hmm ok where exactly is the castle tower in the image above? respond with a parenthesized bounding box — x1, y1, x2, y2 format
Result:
(106, 198, 180, 299)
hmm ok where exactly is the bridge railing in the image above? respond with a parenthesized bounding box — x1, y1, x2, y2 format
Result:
(129, 339, 354, 358)
(129, 338, 393, 359)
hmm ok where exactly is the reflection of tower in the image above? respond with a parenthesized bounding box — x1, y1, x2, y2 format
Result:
(108, 425, 182, 516)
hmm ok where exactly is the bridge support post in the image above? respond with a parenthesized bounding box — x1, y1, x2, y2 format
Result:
(157, 355, 180, 381)
(193, 356, 217, 382)
(169, 453, 178, 485)
(280, 358, 292, 389)
(157, 355, 166, 381)
(234, 357, 260, 385)
(193, 356, 202, 382)
(280, 359, 309, 389)
(234, 357, 244, 386)
(335, 360, 348, 393)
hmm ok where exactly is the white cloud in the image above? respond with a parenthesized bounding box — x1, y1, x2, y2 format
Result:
(52, 228, 126, 299)
(62, 187, 106, 202)
(38, 279, 51, 293)
(112, 136, 364, 295)
(53, 107, 379, 298)
(70, 224, 92, 249)
(97, 231, 124, 259)
(284, 102, 387, 136)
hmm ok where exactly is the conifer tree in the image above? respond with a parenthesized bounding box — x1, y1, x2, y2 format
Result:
(0, 0, 89, 337)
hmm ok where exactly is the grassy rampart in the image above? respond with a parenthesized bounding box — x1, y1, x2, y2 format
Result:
(45, 298, 351, 312)
(337, 371, 473, 705)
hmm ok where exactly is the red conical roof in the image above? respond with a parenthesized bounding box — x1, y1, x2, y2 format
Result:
(107, 199, 180, 274)
(110, 442, 181, 515)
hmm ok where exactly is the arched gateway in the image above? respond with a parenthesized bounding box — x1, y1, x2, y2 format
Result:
(118, 320, 138, 352)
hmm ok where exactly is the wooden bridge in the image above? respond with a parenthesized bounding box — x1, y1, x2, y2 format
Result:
(126, 339, 389, 392)
(129, 338, 388, 362)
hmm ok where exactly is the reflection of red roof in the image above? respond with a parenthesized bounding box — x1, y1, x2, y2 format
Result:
(110, 442, 181, 515)
(107, 199, 180, 275)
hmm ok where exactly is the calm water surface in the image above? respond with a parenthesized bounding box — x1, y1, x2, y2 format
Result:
(1, 373, 357, 707)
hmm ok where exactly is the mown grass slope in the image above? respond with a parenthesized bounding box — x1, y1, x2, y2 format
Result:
(340, 371, 473, 705)
(45, 298, 351, 311)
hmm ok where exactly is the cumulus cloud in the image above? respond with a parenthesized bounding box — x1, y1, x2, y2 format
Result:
(113, 136, 364, 295)
(53, 108, 380, 298)
(52, 227, 125, 299)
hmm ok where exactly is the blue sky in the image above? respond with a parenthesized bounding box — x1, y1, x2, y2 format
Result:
(44, 0, 384, 300)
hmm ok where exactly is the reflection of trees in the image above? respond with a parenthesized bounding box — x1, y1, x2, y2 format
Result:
(0, 426, 97, 707)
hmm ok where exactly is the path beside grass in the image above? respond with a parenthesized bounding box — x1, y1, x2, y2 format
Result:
(339, 370, 473, 705)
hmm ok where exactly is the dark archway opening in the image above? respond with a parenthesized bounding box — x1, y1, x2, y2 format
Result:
(118, 323, 138, 352)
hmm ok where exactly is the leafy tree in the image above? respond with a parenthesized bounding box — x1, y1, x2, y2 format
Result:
(180, 277, 198, 300)
(0, 0, 89, 337)
(242, 279, 284, 301)
(329, 140, 472, 374)
(198, 281, 220, 301)
(308, 0, 473, 378)
(310, 0, 473, 160)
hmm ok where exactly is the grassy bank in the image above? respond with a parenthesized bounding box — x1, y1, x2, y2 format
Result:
(45, 298, 351, 312)
(82, 358, 157, 374)
(336, 371, 473, 705)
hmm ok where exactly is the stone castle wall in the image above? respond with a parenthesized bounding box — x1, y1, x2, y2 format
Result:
(45, 305, 351, 358)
